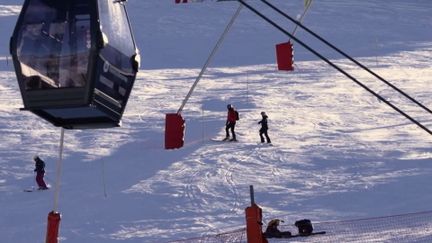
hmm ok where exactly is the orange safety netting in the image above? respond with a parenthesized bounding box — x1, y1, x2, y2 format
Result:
(170, 210, 432, 242)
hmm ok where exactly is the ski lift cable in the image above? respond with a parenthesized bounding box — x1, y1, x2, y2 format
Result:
(236, 0, 432, 136)
(177, 3, 243, 114)
(260, 0, 432, 116)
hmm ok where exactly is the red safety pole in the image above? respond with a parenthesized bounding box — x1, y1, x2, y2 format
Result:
(46, 211, 61, 243)
(165, 113, 186, 149)
(245, 185, 268, 243)
(275, 41, 294, 71)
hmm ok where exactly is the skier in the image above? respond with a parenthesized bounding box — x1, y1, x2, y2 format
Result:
(223, 104, 238, 141)
(258, 111, 271, 143)
(33, 155, 48, 190)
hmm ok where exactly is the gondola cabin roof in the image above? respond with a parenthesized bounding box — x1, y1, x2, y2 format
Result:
(10, 0, 140, 129)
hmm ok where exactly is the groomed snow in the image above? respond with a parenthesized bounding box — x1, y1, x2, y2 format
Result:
(0, 0, 431, 242)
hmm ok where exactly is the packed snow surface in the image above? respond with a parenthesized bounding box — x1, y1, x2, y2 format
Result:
(0, 0, 431, 242)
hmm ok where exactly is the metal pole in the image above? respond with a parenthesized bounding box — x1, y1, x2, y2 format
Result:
(201, 107, 205, 142)
(250, 185, 255, 206)
(246, 73, 249, 104)
(177, 3, 243, 114)
(53, 128, 65, 212)
(101, 159, 107, 198)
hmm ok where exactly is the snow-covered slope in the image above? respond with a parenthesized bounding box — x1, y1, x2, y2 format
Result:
(0, 0, 431, 242)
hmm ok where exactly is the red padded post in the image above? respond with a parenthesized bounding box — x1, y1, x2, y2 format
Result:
(46, 211, 61, 243)
(276, 41, 294, 71)
(245, 203, 268, 243)
(165, 113, 185, 149)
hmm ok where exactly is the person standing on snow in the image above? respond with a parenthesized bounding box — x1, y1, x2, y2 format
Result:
(223, 104, 238, 141)
(258, 111, 271, 143)
(33, 155, 48, 190)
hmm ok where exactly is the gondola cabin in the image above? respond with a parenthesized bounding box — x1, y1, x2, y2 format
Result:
(10, 0, 140, 129)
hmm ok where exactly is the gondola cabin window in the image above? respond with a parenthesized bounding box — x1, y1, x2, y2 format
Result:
(16, 0, 91, 90)
(98, 0, 136, 74)
(96, 0, 137, 107)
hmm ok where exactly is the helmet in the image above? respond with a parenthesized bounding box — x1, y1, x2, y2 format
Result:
(227, 104, 232, 109)
(33, 155, 39, 160)
(261, 111, 266, 116)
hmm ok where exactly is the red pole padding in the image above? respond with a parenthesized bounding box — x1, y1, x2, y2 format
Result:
(275, 41, 294, 71)
(46, 211, 61, 243)
(245, 203, 268, 243)
(165, 113, 185, 149)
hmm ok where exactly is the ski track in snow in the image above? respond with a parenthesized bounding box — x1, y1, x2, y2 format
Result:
(1, 49, 432, 241)
(118, 52, 432, 240)
(2, 50, 432, 241)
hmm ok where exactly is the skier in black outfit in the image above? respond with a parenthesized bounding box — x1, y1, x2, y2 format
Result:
(258, 111, 271, 143)
(34, 155, 48, 190)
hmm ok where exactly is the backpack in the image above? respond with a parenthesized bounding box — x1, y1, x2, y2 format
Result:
(235, 110, 239, 120)
(294, 219, 313, 236)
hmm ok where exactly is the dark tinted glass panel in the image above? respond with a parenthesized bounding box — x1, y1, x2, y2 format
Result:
(98, 0, 135, 71)
(16, 0, 91, 90)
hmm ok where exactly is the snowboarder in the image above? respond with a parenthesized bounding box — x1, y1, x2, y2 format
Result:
(258, 111, 271, 143)
(33, 155, 48, 190)
(223, 104, 238, 141)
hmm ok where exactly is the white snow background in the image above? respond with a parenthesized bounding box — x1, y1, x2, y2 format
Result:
(0, 0, 431, 242)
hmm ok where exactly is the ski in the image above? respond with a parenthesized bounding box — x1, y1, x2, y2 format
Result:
(23, 187, 35, 192)
(258, 142, 273, 146)
(289, 231, 326, 238)
(211, 138, 238, 142)
(23, 187, 49, 192)
(266, 231, 326, 240)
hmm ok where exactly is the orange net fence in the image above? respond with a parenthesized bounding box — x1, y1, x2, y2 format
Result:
(170, 210, 432, 242)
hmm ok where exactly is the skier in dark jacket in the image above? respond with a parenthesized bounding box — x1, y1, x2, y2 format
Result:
(258, 111, 271, 143)
(34, 155, 48, 190)
(223, 104, 237, 141)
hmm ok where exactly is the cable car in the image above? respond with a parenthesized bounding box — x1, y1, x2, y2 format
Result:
(10, 0, 140, 129)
